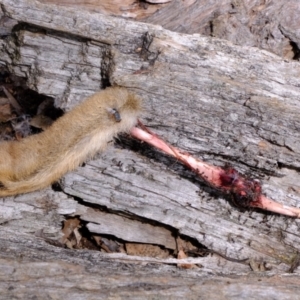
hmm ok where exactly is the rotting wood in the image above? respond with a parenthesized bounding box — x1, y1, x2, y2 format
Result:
(1, 0, 300, 297)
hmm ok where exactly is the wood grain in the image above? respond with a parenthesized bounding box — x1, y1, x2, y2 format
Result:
(1, 0, 300, 297)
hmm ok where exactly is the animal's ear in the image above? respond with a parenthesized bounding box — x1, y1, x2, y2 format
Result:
(107, 108, 121, 122)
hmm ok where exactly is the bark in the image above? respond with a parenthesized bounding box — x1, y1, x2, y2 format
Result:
(2, 228, 300, 300)
(1, 0, 300, 298)
(142, 0, 300, 59)
(39, 0, 300, 59)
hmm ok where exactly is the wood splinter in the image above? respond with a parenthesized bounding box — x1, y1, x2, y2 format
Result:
(130, 121, 300, 218)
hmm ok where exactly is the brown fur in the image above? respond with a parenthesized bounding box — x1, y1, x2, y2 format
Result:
(0, 87, 141, 196)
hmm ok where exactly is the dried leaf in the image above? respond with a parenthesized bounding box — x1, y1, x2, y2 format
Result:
(125, 243, 170, 258)
(0, 103, 13, 122)
(93, 236, 122, 253)
(177, 250, 194, 269)
(2, 86, 22, 114)
(61, 217, 81, 243)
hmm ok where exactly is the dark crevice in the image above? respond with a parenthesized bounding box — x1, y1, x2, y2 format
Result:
(0, 66, 64, 139)
(100, 48, 114, 89)
(290, 41, 300, 60)
(51, 182, 63, 192)
(209, 20, 214, 37)
(276, 161, 300, 174)
(278, 26, 300, 61)
(12, 22, 91, 44)
(140, 32, 160, 66)
(59, 189, 208, 254)
(60, 190, 180, 237)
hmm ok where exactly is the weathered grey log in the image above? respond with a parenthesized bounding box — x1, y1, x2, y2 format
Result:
(2, 227, 300, 300)
(38, 0, 300, 60)
(142, 0, 300, 60)
(2, 0, 300, 298)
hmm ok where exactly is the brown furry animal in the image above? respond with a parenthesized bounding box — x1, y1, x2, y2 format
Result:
(0, 87, 141, 196)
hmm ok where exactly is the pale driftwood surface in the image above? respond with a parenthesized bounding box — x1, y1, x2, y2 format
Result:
(142, 0, 300, 59)
(2, 0, 300, 298)
(38, 0, 300, 60)
(2, 229, 300, 300)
